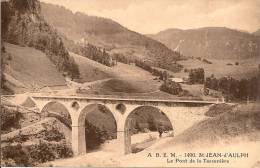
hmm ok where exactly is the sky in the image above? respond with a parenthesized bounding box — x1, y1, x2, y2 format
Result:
(40, 0, 260, 34)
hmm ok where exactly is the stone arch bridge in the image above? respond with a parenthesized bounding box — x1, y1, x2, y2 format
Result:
(26, 95, 219, 155)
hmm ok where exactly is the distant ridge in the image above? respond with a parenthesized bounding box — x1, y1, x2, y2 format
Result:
(149, 27, 260, 59)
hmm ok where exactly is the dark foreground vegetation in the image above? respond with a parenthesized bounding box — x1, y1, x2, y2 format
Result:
(1, 105, 72, 166)
(2, 141, 72, 167)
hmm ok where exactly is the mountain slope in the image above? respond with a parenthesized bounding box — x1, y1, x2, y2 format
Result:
(70, 52, 113, 82)
(1, 0, 79, 79)
(3, 43, 66, 93)
(149, 27, 260, 59)
(40, 2, 183, 72)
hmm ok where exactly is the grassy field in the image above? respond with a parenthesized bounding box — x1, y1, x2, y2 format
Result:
(154, 103, 260, 149)
(71, 52, 155, 81)
(90, 79, 159, 94)
(71, 52, 167, 96)
(71, 52, 114, 83)
(174, 57, 259, 79)
(4, 43, 66, 90)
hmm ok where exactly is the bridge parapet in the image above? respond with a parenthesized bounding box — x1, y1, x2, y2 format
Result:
(30, 95, 219, 108)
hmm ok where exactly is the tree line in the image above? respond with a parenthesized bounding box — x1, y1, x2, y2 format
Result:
(186, 66, 260, 101)
(205, 74, 259, 101)
(72, 43, 116, 67)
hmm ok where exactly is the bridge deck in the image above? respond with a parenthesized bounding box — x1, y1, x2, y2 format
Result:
(1, 94, 221, 105)
(28, 95, 220, 104)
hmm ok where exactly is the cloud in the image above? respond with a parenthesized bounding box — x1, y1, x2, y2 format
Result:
(40, 0, 260, 34)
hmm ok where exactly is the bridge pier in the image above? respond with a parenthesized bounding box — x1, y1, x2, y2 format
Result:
(71, 125, 80, 155)
(117, 130, 127, 155)
(71, 125, 88, 155)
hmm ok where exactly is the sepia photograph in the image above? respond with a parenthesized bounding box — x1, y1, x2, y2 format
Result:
(1, 0, 260, 167)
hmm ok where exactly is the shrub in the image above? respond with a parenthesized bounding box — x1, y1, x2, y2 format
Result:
(1, 106, 22, 133)
(42, 128, 65, 142)
(2, 140, 73, 166)
(205, 104, 236, 117)
(2, 144, 31, 166)
(1, 158, 16, 167)
(54, 141, 73, 158)
(27, 141, 73, 164)
(11, 131, 29, 143)
(28, 141, 55, 163)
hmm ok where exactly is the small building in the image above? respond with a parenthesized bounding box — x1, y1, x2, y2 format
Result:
(169, 77, 184, 83)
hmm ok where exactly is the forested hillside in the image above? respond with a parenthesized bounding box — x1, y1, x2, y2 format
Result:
(41, 2, 184, 72)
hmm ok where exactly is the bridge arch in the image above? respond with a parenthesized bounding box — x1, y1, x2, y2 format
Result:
(76, 103, 118, 154)
(123, 105, 174, 154)
(40, 101, 72, 124)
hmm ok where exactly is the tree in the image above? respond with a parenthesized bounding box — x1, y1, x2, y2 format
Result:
(160, 80, 183, 95)
(204, 74, 259, 101)
(189, 68, 205, 84)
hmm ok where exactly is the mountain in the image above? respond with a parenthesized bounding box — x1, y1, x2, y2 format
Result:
(40, 2, 183, 72)
(148, 27, 260, 59)
(253, 29, 260, 36)
(1, 0, 79, 79)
